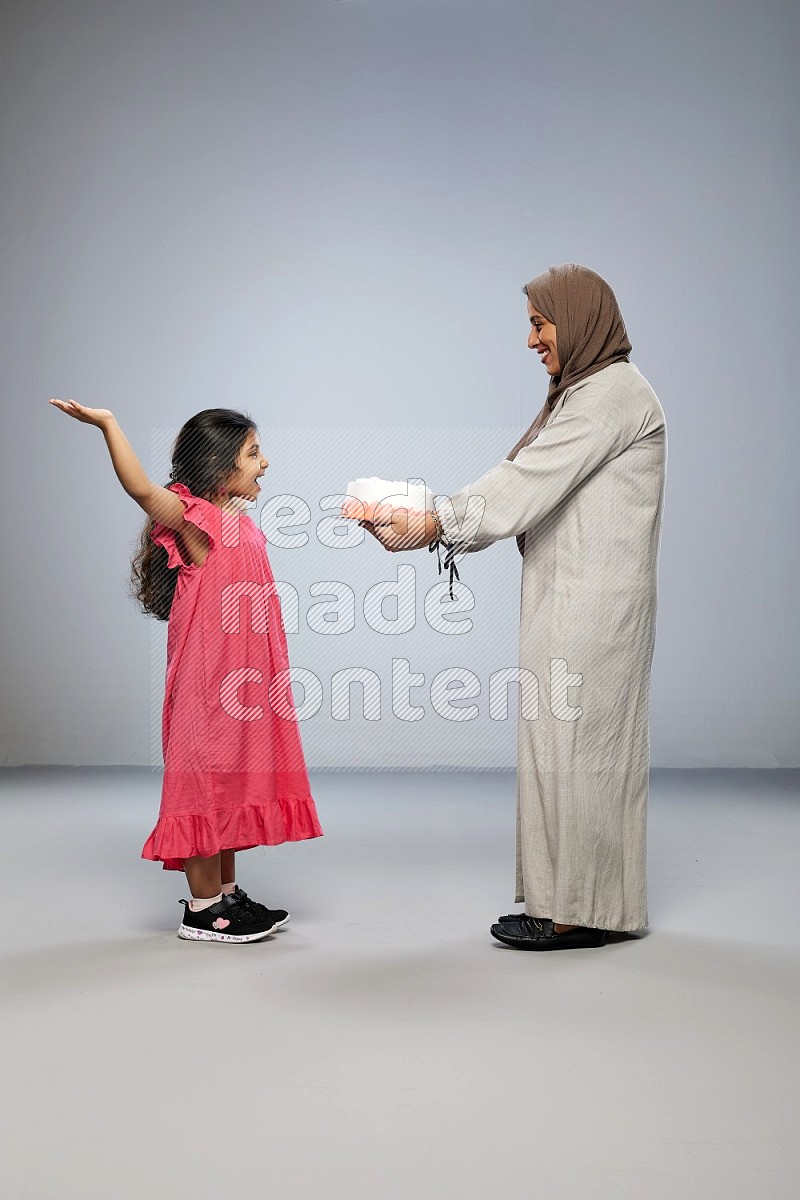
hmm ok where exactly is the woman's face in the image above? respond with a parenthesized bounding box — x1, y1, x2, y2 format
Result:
(527, 300, 561, 376)
(225, 429, 270, 501)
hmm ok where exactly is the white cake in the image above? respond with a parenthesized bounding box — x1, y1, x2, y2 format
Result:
(341, 477, 434, 523)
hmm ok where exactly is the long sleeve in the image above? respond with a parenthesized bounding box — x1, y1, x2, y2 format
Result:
(434, 370, 658, 553)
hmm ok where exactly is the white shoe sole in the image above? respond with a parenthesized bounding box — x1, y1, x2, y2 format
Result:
(177, 922, 277, 943)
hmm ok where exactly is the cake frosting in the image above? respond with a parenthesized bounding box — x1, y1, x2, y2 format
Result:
(340, 477, 434, 523)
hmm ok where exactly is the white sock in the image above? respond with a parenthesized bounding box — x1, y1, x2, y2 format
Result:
(221, 881, 236, 896)
(189, 892, 223, 912)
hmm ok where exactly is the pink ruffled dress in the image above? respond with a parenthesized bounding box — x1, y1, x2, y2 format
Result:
(141, 482, 322, 870)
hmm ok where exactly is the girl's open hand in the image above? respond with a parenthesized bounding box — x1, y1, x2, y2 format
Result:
(49, 398, 114, 428)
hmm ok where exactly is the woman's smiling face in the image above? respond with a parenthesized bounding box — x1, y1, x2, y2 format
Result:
(527, 299, 561, 376)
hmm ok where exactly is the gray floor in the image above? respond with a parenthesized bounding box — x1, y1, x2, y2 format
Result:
(1, 768, 798, 1199)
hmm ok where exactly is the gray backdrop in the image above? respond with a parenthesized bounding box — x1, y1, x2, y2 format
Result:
(1, 0, 797, 768)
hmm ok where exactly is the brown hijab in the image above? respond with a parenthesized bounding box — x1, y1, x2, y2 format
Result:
(506, 265, 633, 460)
(508, 263, 632, 553)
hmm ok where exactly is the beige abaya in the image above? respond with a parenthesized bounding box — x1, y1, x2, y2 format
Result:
(435, 270, 666, 932)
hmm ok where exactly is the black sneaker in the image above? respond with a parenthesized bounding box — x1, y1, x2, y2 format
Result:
(232, 885, 290, 929)
(177, 893, 279, 942)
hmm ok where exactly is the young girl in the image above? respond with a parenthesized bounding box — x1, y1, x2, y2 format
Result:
(48, 399, 323, 943)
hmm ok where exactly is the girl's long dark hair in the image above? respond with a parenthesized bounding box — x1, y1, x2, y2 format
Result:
(130, 408, 256, 621)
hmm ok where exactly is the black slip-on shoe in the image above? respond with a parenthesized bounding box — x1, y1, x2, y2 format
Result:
(490, 914, 607, 950)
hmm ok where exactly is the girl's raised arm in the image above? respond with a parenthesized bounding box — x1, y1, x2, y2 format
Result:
(49, 398, 189, 532)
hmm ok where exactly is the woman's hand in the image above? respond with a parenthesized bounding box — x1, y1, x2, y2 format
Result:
(361, 507, 437, 553)
(49, 398, 114, 429)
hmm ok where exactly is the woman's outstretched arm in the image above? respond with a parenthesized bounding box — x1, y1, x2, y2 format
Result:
(364, 401, 629, 557)
(48, 398, 190, 532)
(435, 377, 660, 551)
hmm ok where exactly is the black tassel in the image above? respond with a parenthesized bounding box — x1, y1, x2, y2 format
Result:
(429, 537, 460, 600)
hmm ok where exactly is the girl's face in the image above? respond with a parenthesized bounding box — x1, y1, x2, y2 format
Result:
(224, 429, 270, 501)
(527, 300, 561, 376)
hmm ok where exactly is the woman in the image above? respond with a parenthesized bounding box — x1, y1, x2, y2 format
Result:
(365, 264, 666, 951)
